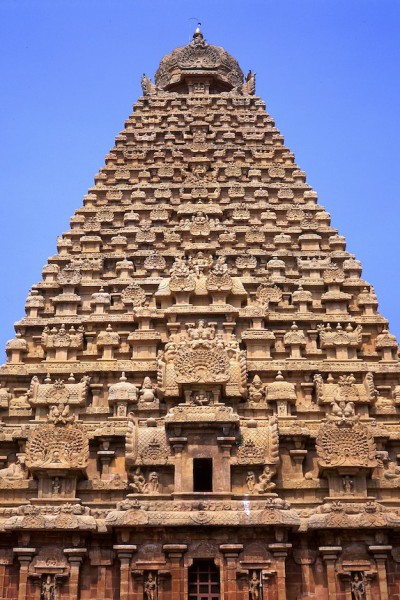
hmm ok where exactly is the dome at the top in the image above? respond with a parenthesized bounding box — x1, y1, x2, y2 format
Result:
(154, 27, 244, 92)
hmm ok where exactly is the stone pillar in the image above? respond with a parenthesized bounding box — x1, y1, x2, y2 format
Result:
(269, 543, 291, 600)
(96, 566, 107, 598)
(364, 572, 376, 600)
(64, 548, 87, 600)
(131, 569, 143, 600)
(0, 550, 13, 598)
(293, 547, 316, 598)
(170, 439, 187, 493)
(369, 545, 392, 600)
(13, 547, 36, 600)
(163, 544, 187, 599)
(0, 563, 6, 599)
(158, 569, 171, 600)
(319, 546, 342, 600)
(216, 438, 235, 492)
(220, 544, 243, 600)
(236, 570, 249, 600)
(113, 545, 137, 600)
(338, 573, 352, 600)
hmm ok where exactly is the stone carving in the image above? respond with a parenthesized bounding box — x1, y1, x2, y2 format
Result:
(189, 252, 213, 275)
(249, 571, 260, 600)
(155, 26, 244, 90)
(26, 423, 89, 471)
(157, 321, 246, 395)
(41, 575, 55, 600)
(265, 372, 297, 415)
(144, 251, 166, 272)
(313, 372, 377, 406)
(169, 257, 196, 292)
(249, 374, 266, 404)
(48, 403, 75, 425)
(351, 573, 365, 600)
(256, 282, 282, 307)
(57, 265, 81, 286)
(121, 283, 147, 306)
(243, 70, 256, 95)
(0, 456, 27, 480)
(141, 73, 157, 96)
(318, 323, 363, 357)
(126, 415, 170, 466)
(139, 377, 157, 403)
(236, 417, 279, 465)
(255, 466, 276, 493)
(41, 325, 84, 357)
(316, 411, 377, 470)
(4, 503, 96, 531)
(246, 471, 256, 492)
(342, 475, 355, 495)
(129, 467, 146, 493)
(190, 211, 211, 236)
(28, 375, 90, 407)
(144, 573, 157, 600)
(108, 373, 138, 407)
(129, 469, 159, 494)
(206, 256, 233, 291)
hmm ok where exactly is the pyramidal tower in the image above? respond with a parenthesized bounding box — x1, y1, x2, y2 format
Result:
(1, 27, 400, 600)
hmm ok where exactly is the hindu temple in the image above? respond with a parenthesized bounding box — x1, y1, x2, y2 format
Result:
(1, 26, 399, 600)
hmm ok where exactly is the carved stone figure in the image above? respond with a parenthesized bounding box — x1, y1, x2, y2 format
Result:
(48, 403, 75, 425)
(144, 572, 157, 600)
(255, 466, 276, 493)
(147, 472, 159, 493)
(41, 575, 55, 600)
(351, 573, 365, 600)
(248, 375, 266, 403)
(342, 475, 354, 495)
(0, 457, 26, 480)
(52, 477, 61, 495)
(140, 377, 157, 403)
(141, 74, 156, 96)
(246, 471, 256, 492)
(249, 571, 260, 600)
(129, 467, 146, 493)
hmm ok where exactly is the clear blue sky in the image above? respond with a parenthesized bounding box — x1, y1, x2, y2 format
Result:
(0, 0, 399, 356)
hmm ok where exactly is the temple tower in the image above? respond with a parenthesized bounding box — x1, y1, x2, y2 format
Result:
(1, 26, 399, 600)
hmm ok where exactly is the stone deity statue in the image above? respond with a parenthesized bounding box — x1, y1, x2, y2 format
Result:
(144, 572, 157, 600)
(351, 573, 365, 600)
(41, 575, 55, 600)
(249, 571, 260, 600)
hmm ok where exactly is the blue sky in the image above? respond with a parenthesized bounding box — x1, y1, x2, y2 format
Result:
(0, 0, 399, 355)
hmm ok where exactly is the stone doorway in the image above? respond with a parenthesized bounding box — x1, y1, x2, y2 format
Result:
(188, 559, 220, 600)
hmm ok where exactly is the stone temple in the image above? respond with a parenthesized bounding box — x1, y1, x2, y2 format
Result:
(1, 26, 400, 600)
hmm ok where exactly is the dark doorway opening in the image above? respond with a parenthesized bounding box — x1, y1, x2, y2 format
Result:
(193, 458, 213, 492)
(188, 559, 220, 600)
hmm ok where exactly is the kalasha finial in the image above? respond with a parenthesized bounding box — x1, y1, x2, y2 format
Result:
(193, 22, 203, 39)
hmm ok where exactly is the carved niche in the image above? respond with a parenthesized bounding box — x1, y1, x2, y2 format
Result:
(157, 321, 246, 397)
